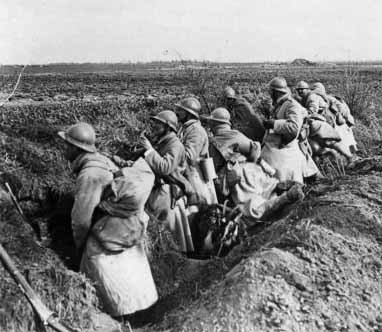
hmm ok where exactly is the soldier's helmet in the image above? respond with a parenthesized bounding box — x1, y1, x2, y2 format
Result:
(202, 107, 231, 125)
(151, 110, 178, 131)
(223, 86, 236, 99)
(295, 81, 310, 90)
(269, 77, 289, 94)
(58, 122, 97, 153)
(175, 97, 201, 118)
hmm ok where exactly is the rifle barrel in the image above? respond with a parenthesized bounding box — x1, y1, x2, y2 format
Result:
(5, 182, 42, 240)
(0, 243, 79, 332)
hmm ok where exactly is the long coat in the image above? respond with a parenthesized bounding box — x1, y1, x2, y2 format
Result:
(145, 131, 186, 178)
(303, 92, 329, 115)
(71, 152, 117, 249)
(145, 132, 194, 252)
(261, 94, 312, 183)
(326, 94, 357, 152)
(145, 131, 186, 220)
(229, 97, 265, 142)
(179, 119, 209, 163)
(179, 119, 217, 205)
(209, 125, 278, 219)
(303, 91, 337, 126)
(209, 125, 255, 172)
(72, 152, 158, 316)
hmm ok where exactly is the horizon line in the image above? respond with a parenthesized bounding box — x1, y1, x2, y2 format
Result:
(2, 59, 382, 67)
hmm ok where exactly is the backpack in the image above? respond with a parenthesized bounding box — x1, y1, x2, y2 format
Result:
(91, 158, 155, 252)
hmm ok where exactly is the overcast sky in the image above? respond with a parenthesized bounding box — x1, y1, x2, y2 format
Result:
(0, 0, 381, 64)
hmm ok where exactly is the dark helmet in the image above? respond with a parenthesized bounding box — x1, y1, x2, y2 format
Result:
(58, 122, 96, 153)
(295, 81, 310, 90)
(151, 110, 178, 131)
(175, 97, 201, 118)
(202, 107, 231, 125)
(223, 86, 236, 99)
(269, 77, 289, 93)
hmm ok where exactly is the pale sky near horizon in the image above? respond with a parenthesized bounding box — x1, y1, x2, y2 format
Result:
(0, 0, 381, 64)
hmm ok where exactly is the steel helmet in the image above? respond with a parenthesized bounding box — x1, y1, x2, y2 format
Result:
(202, 107, 231, 125)
(269, 77, 289, 93)
(312, 82, 326, 95)
(223, 86, 236, 99)
(58, 122, 97, 153)
(295, 81, 310, 90)
(151, 110, 178, 131)
(175, 97, 201, 118)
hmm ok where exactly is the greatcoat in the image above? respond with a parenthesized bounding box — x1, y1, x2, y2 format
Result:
(72, 152, 158, 316)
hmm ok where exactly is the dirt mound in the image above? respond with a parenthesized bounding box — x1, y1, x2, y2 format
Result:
(139, 161, 382, 332)
(290, 58, 316, 66)
(0, 198, 121, 332)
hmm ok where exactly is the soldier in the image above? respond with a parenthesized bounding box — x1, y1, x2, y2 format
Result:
(203, 107, 304, 220)
(295, 81, 336, 125)
(296, 81, 354, 163)
(261, 77, 318, 183)
(325, 92, 357, 153)
(176, 97, 217, 205)
(138, 110, 194, 253)
(58, 122, 158, 317)
(223, 86, 265, 142)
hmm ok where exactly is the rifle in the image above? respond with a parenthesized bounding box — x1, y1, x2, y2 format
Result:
(0, 243, 79, 332)
(5, 182, 42, 241)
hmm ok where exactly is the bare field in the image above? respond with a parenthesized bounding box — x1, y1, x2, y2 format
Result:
(1, 65, 382, 332)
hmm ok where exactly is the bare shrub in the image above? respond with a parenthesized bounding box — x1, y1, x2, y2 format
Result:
(338, 66, 379, 120)
(182, 61, 219, 112)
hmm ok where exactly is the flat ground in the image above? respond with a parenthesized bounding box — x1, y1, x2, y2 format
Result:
(0, 64, 382, 332)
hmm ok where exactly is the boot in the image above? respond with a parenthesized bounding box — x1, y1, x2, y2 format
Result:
(286, 184, 305, 202)
(260, 185, 304, 219)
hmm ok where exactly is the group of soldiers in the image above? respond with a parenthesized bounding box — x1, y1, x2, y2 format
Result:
(56, 76, 357, 318)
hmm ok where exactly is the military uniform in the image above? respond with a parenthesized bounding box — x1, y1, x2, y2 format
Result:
(228, 97, 265, 142)
(327, 94, 357, 153)
(72, 152, 158, 316)
(261, 94, 315, 183)
(179, 119, 217, 205)
(145, 131, 194, 252)
(209, 124, 301, 220)
(302, 91, 337, 127)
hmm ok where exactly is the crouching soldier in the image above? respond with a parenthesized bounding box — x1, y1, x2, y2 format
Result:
(223, 86, 265, 142)
(327, 93, 357, 153)
(58, 122, 158, 317)
(203, 107, 304, 221)
(262, 77, 319, 183)
(296, 81, 353, 163)
(139, 111, 194, 253)
(314, 82, 358, 157)
(176, 97, 217, 205)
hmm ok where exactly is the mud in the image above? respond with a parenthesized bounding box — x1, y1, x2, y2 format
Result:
(135, 160, 382, 332)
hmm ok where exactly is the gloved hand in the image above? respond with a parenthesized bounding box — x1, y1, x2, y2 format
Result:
(263, 119, 275, 129)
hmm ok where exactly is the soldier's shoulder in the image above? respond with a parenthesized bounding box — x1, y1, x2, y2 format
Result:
(285, 96, 305, 112)
(235, 96, 251, 106)
(306, 92, 319, 101)
(187, 120, 208, 134)
(170, 136, 185, 152)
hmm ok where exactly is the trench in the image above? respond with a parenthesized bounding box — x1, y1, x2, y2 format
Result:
(16, 180, 296, 331)
(22, 189, 229, 329)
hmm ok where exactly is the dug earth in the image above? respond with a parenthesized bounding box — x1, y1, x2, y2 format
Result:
(2, 157, 382, 332)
